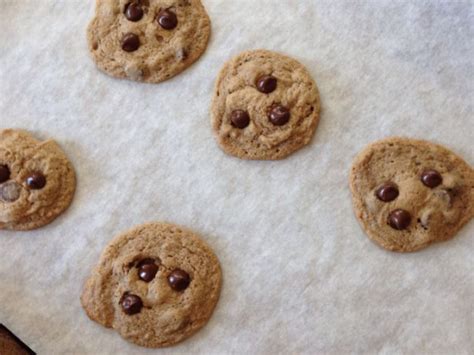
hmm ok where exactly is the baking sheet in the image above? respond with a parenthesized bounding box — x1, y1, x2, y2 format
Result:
(0, 0, 473, 354)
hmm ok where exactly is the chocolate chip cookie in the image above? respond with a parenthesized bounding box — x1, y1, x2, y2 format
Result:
(81, 222, 222, 348)
(211, 50, 321, 160)
(0, 129, 76, 230)
(87, 0, 211, 83)
(350, 137, 474, 252)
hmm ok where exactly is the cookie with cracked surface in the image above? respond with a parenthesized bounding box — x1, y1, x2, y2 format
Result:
(211, 49, 321, 160)
(87, 0, 211, 83)
(350, 137, 474, 252)
(0, 129, 76, 230)
(81, 222, 222, 348)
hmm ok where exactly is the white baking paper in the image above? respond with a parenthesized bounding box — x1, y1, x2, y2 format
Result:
(0, 0, 473, 354)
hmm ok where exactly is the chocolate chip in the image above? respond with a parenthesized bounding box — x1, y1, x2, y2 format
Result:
(125, 2, 144, 22)
(421, 169, 442, 188)
(388, 209, 411, 230)
(168, 269, 190, 291)
(375, 182, 399, 202)
(0, 164, 10, 183)
(176, 48, 187, 61)
(121, 33, 140, 52)
(157, 9, 178, 30)
(137, 259, 159, 282)
(26, 172, 46, 189)
(268, 105, 290, 126)
(256, 75, 277, 94)
(120, 293, 143, 315)
(419, 209, 431, 229)
(0, 181, 21, 202)
(231, 110, 250, 129)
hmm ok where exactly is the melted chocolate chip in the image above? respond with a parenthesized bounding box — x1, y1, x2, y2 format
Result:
(120, 293, 143, 315)
(268, 105, 290, 126)
(125, 2, 144, 22)
(26, 172, 46, 189)
(157, 9, 178, 30)
(168, 269, 190, 291)
(0, 164, 10, 183)
(388, 209, 411, 230)
(137, 259, 159, 282)
(375, 183, 399, 202)
(121, 33, 140, 52)
(231, 110, 250, 129)
(421, 169, 442, 188)
(256, 75, 277, 94)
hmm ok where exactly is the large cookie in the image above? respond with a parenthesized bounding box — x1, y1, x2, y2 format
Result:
(350, 137, 474, 252)
(81, 222, 222, 348)
(0, 129, 76, 231)
(87, 0, 211, 83)
(211, 50, 321, 160)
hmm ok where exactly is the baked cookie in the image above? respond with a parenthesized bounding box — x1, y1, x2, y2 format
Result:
(87, 0, 211, 83)
(0, 129, 76, 231)
(350, 137, 474, 252)
(81, 222, 222, 348)
(211, 49, 321, 160)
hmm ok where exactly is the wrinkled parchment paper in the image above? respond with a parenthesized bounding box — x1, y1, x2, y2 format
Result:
(1, 1, 473, 354)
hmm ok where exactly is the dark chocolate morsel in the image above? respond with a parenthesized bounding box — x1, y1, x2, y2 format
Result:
(256, 75, 277, 94)
(388, 209, 411, 230)
(26, 172, 46, 189)
(168, 269, 190, 291)
(125, 2, 144, 22)
(268, 105, 290, 126)
(231, 110, 250, 129)
(121, 33, 140, 52)
(375, 182, 399, 202)
(421, 169, 442, 188)
(0, 164, 10, 183)
(157, 9, 178, 30)
(120, 293, 143, 315)
(137, 259, 159, 282)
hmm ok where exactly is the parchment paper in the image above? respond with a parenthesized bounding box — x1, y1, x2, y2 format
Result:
(1, 1, 473, 354)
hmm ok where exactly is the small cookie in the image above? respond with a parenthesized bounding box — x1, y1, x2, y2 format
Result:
(350, 137, 474, 252)
(211, 49, 321, 160)
(87, 0, 211, 83)
(81, 222, 222, 348)
(0, 129, 76, 230)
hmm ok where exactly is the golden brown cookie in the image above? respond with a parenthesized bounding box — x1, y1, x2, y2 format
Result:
(0, 129, 76, 231)
(87, 0, 211, 83)
(211, 49, 321, 160)
(81, 222, 222, 348)
(350, 137, 474, 252)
